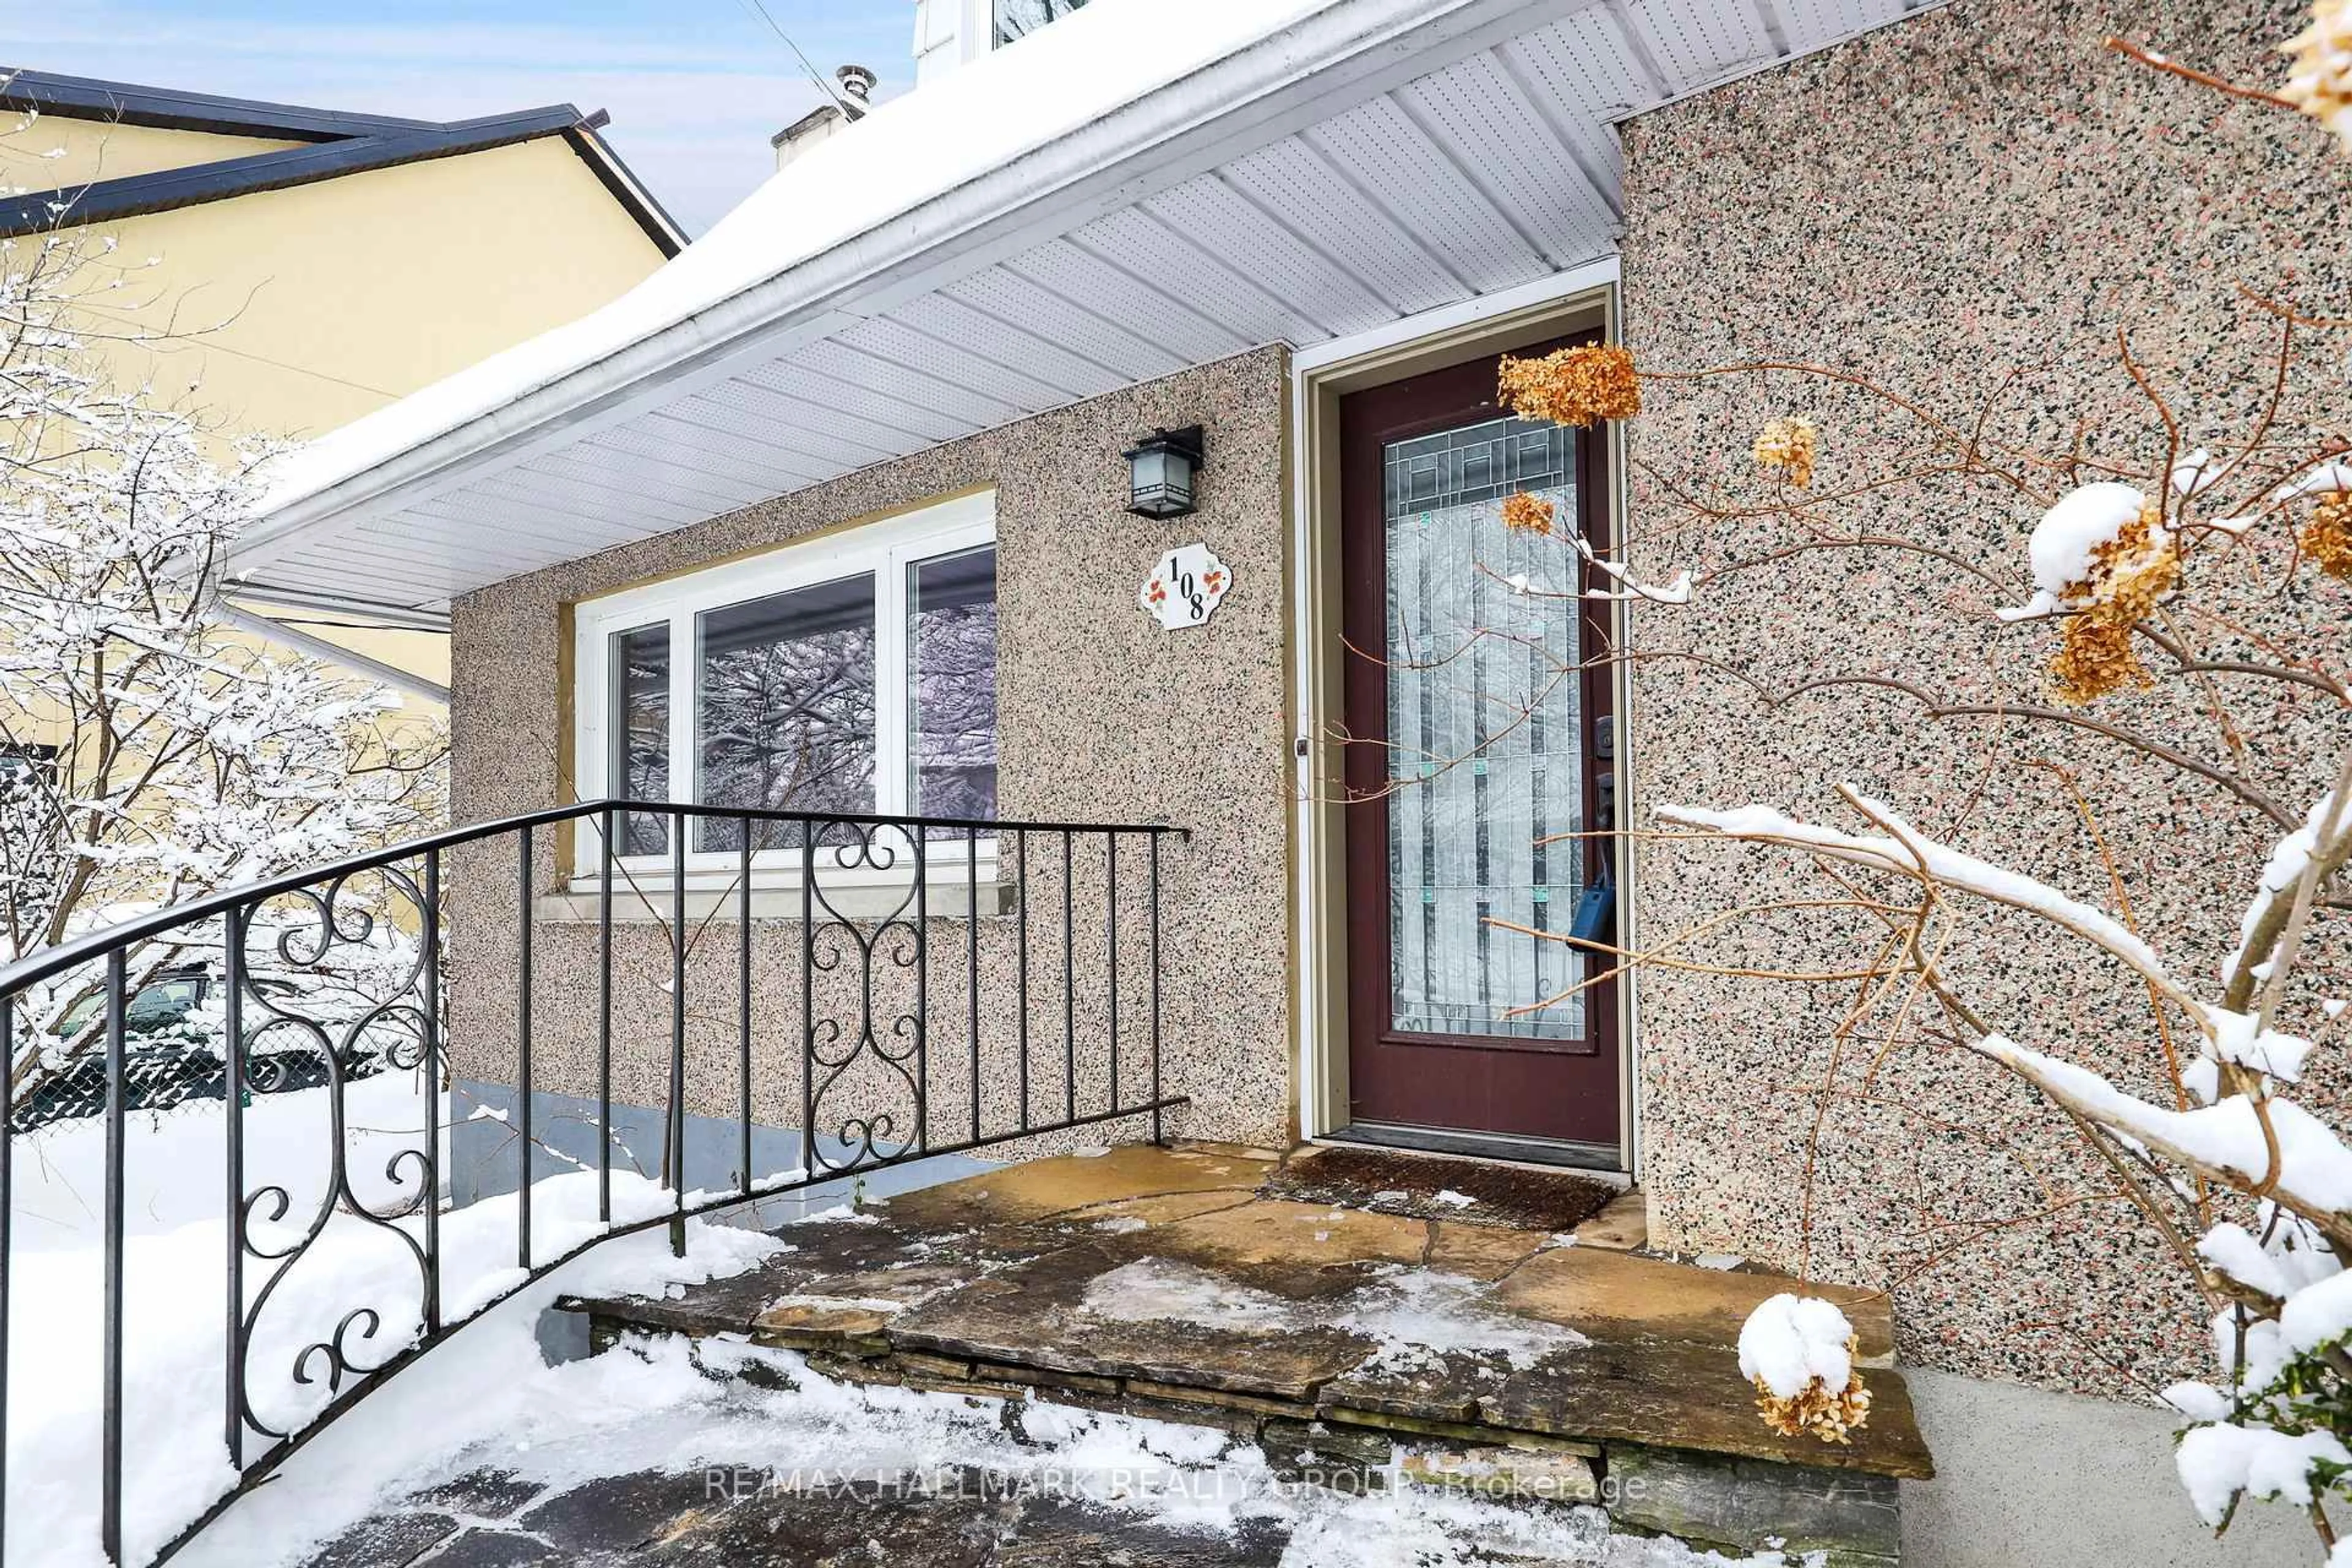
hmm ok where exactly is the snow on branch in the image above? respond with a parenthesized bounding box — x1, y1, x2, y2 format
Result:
(1969, 1035, 2352, 1228)
(1658, 763, 2352, 1548)
(1656, 794, 2176, 994)
(1570, 533, 1692, 605)
(2230, 781, 2352, 996)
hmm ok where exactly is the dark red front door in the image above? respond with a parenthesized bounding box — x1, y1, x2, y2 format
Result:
(1338, 341, 1621, 1156)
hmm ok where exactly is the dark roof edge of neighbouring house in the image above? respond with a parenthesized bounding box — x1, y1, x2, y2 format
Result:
(0, 68, 687, 254)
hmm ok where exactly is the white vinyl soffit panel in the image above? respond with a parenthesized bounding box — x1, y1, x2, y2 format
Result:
(236, 0, 1941, 613)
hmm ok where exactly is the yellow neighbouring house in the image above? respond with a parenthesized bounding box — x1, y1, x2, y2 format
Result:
(0, 67, 687, 705)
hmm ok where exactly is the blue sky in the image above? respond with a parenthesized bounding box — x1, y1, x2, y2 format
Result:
(11, 0, 914, 232)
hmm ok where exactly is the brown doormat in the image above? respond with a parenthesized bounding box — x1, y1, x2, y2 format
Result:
(1261, 1144, 1617, 1232)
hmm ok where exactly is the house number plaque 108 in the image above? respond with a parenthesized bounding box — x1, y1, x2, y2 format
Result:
(1139, 542, 1232, 630)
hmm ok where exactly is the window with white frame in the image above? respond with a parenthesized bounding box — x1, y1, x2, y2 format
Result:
(992, 0, 1087, 47)
(573, 492, 998, 868)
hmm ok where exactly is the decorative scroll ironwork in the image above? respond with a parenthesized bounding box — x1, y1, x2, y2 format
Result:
(802, 820, 926, 1175)
(0, 800, 1185, 1568)
(229, 863, 437, 1457)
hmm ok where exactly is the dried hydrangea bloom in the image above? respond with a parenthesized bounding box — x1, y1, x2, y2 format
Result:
(2282, 0, 2352, 155)
(1497, 344, 1640, 428)
(2019, 482, 2147, 614)
(2079, 505, 2181, 619)
(2051, 612, 2154, 706)
(1739, 1295, 1872, 1446)
(1500, 491, 1555, 535)
(2035, 502, 2179, 705)
(2303, 492, 2352, 578)
(1754, 1362, 1874, 1445)
(1752, 416, 1819, 486)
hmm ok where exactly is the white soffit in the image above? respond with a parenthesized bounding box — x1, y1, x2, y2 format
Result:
(235, 0, 1939, 614)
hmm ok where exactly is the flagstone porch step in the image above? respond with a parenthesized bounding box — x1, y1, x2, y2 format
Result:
(560, 1144, 1924, 1564)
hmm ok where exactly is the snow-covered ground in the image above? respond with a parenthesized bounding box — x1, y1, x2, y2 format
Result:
(181, 1330, 1811, 1568)
(3, 1070, 778, 1567)
(9, 1077, 1801, 1567)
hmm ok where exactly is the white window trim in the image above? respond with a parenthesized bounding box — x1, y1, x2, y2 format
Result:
(967, 0, 1089, 61)
(570, 491, 998, 892)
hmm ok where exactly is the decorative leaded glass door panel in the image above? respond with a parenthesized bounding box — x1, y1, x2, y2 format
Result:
(1339, 343, 1621, 1158)
(1384, 417, 1588, 1047)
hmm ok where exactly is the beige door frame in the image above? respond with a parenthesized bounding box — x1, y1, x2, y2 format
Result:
(1283, 256, 1638, 1174)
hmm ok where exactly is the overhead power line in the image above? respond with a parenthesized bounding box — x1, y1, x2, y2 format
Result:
(730, 0, 854, 114)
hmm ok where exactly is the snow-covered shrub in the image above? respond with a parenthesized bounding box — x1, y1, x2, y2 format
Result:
(1738, 1294, 1871, 1444)
(1654, 783, 2352, 1536)
(0, 108, 445, 1100)
(1433, 9, 2352, 1555)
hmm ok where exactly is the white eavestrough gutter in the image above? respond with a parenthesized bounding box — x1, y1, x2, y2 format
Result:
(230, 0, 1610, 586)
(217, 603, 450, 704)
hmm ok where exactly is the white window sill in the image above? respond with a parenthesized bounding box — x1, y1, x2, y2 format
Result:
(537, 878, 1014, 925)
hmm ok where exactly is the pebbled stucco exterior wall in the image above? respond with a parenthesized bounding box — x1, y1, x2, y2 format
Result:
(1619, 0, 2351, 1393)
(445, 347, 1295, 1162)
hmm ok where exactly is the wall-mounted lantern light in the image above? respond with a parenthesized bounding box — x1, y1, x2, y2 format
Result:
(1125, 426, 1205, 519)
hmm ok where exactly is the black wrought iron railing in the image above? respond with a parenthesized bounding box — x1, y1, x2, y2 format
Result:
(0, 800, 1186, 1566)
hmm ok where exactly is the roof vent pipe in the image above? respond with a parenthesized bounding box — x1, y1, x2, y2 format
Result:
(835, 65, 876, 118)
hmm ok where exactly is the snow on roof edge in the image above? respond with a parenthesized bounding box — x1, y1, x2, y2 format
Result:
(254, 0, 1346, 524)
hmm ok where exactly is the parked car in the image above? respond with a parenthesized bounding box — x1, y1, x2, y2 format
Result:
(15, 964, 359, 1130)
(51, 963, 219, 1044)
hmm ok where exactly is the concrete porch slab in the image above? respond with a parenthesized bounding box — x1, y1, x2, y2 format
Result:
(891, 1238, 1381, 1402)
(1482, 1340, 1931, 1479)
